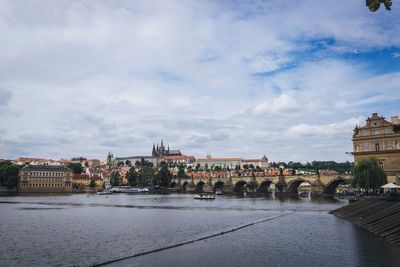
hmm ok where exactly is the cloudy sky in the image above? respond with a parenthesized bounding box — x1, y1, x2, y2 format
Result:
(0, 0, 399, 162)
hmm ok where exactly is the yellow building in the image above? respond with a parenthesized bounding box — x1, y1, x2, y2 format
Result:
(19, 165, 73, 193)
(72, 174, 104, 191)
(352, 113, 400, 183)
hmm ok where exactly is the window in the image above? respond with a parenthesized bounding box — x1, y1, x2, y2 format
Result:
(372, 129, 380, 135)
(362, 143, 369, 151)
(385, 127, 393, 134)
(375, 143, 380, 151)
(387, 141, 394, 150)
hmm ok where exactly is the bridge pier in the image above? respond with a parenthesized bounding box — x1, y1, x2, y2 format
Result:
(311, 182, 325, 195)
(275, 171, 287, 193)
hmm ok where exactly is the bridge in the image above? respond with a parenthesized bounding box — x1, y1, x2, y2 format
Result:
(170, 172, 352, 195)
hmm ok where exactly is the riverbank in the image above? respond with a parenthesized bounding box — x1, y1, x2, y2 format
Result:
(330, 198, 400, 246)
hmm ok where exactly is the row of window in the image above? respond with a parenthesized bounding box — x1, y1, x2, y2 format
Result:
(27, 178, 64, 182)
(356, 141, 400, 152)
(360, 128, 394, 136)
(25, 172, 66, 177)
(21, 183, 66, 187)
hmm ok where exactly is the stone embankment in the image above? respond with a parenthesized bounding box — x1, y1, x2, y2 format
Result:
(330, 198, 400, 245)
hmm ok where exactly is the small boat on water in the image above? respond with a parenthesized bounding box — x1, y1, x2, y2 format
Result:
(194, 193, 216, 200)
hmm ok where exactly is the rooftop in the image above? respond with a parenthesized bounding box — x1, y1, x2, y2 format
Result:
(21, 165, 72, 172)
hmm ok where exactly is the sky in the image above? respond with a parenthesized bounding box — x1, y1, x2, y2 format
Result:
(0, 0, 400, 162)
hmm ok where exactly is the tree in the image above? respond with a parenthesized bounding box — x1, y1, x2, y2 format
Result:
(126, 167, 138, 187)
(125, 160, 132, 167)
(89, 179, 96, 188)
(214, 166, 222, 171)
(155, 161, 172, 187)
(111, 171, 121, 187)
(67, 163, 84, 174)
(243, 164, 249, 170)
(352, 158, 387, 191)
(138, 167, 156, 187)
(195, 163, 201, 171)
(249, 164, 255, 169)
(0, 161, 23, 188)
(366, 0, 392, 12)
(255, 166, 262, 172)
(177, 164, 187, 178)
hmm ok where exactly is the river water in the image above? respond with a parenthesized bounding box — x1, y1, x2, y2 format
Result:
(0, 194, 398, 267)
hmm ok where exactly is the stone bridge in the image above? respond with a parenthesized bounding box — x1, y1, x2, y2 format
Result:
(171, 174, 352, 195)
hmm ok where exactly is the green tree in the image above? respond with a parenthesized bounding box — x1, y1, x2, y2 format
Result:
(67, 163, 84, 174)
(126, 167, 138, 187)
(155, 161, 172, 187)
(366, 0, 392, 12)
(214, 166, 222, 171)
(352, 158, 387, 191)
(138, 167, 156, 187)
(89, 178, 96, 188)
(177, 164, 187, 178)
(0, 161, 23, 188)
(243, 164, 249, 170)
(111, 171, 121, 187)
(195, 163, 201, 171)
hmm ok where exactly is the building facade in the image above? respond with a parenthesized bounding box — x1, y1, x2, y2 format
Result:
(19, 165, 73, 193)
(352, 113, 400, 183)
(72, 174, 104, 191)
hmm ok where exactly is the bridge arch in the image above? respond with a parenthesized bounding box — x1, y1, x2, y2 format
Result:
(325, 177, 346, 194)
(287, 179, 306, 193)
(170, 181, 177, 188)
(234, 180, 247, 194)
(195, 181, 205, 193)
(257, 180, 273, 193)
(213, 181, 224, 193)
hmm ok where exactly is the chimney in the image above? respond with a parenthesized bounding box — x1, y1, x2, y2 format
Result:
(391, 116, 399, 125)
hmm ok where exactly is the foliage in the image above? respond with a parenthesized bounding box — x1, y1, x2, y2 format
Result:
(352, 158, 387, 191)
(214, 166, 222, 171)
(67, 163, 84, 174)
(111, 171, 121, 187)
(126, 167, 138, 187)
(195, 163, 201, 171)
(270, 161, 353, 174)
(177, 164, 187, 178)
(0, 161, 23, 188)
(89, 179, 96, 188)
(366, 0, 392, 12)
(138, 167, 156, 187)
(243, 164, 249, 170)
(154, 162, 172, 187)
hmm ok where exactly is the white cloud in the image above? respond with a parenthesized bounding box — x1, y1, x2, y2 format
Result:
(0, 0, 399, 162)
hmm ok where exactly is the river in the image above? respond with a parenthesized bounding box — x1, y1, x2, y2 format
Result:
(0, 194, 398, 267)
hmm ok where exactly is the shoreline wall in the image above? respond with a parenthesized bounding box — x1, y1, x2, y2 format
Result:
(330, 198, 400, 246)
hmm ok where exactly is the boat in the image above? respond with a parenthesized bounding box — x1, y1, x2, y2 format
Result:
(194, 193, 216, 200)
(215, 188, 222, 195)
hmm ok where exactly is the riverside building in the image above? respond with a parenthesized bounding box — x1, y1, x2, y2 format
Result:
(352, 113, 400, 183)
(19, 165, 73, 193)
